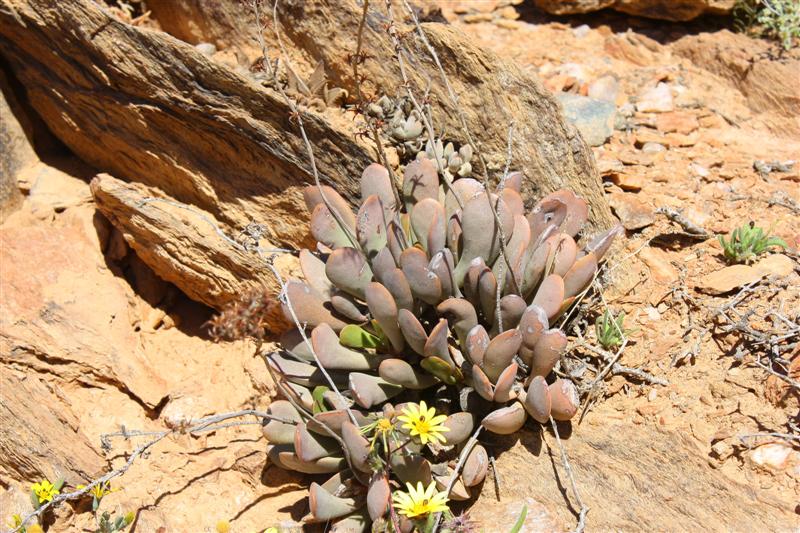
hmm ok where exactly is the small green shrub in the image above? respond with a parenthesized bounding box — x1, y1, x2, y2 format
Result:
(595, 309, 632, 351)
(734, 0, 800, 50)
(717, 221, 787, 264)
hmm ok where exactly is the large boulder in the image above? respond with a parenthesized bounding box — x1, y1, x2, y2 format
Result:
(532, 0, 734, 21)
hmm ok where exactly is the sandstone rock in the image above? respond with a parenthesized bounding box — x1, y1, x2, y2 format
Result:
(608, 191, 655, 230)
(656, 111, 700, 134)
(0, 0, 614, 248)
(673, 31, 800, 138)
(90, 173, 294, 315)
(696, 254, 795, 295)
(588, 74, 621, 103)
(532, 0, 734, 21)
(0, 72, 33, 222)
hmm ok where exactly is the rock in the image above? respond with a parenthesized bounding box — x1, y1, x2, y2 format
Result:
(641, 142, 667, 153)
(607, 172, 644, 191)
(557, 93, 616, 146)
(90, 174, 294, 315)
(0, 366, 106, 485)
(0, 203, 170, 409)
(472, 424, 794, 530)
(608, 192, 655, 230)
(639, 247, 679, 284)
(588, 74, 620, 103)
(753, 254, 794, 278)
(194, 42, 217, 56)
(636, 82, 674, 113)
(696, 254, 795, 295)
(673, 30, 800, 139)
(0, 71, 34, 222)
(656, 111, 700, 134)
(532, 0, 734, 21)
(696, 265, 761, 295)
(0, 0, 614, 241)
(750, 443, 799, 472)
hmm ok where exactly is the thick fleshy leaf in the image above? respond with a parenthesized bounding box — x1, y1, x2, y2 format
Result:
(454, 193, 514, 284)
(303, 185, 356, 229)
(471, 364, 494, 402)
(563, 252, 598, 298)
(390, 453, 432, 485)
(465, 324, 490, 366)
(530, 328, 567, 377)
(268, 353, 349, 388)
(444, 177, 483, 221)
(339, 324, 381, 349)
(494, 214, 530, 293)
(330, 292, 368, 323)
(321, 471, 352, 495)
(478, 266, 498, 324)
(437, 298, 478, 348)
(585, 224, 624, 261)
(295, 421, 340, 462)
(309, 482, 360, 521)
(520, 225, 558, 298)
(380, 268, 414, 311)
(421, 356, 460, 385)
(429, 250, 456, 299)
(400, 246, 442, 305)
(464, 258, 487, 310)
(331, 513, 369, 532)
(462, 444, 489, 487)
(349, 373, 403, 408)
(311, 203, 352, 249)
(397, 309, 428, 355)
(282, 280, 348, 331)
(503, 171, 523, 193)
(379, 358, 438, 389)
(434, 471, 471, 501)
(262, 400, 302, 444)
(299, 249, 332, 296)
(367, 475, 391, 521)
(326, 247, 373, 300)
(443, 412, 475, 446)
(280, 328, 315, 363)
(547, 234, 578, 277)
(361, 163, 396, 217)
(424, 318, 453, 365)
(549, 378, 580, 421)
(544, 190, 588, 238)
(269, 445, 346, 474)
(524, 376, 552, 423)
(447, 213, 463, 260)
(312, 323, 376, 371)
(386, 220, 407, 264)
(518, 304, 549, 351)
(482, 329, 522, 382)
(531, 274, 565, 320)
(493, 362, 519, 403)
(364, 282, 404, 352)
(341, 421, 371, 473)
(307, 409, 370, 436)
(402, 158, 439, 211)
(411, 198, 446, 256)
(481, 402, 527, 435)
(527, 197, 567, 242)
(500, 188, 525, 218)
(357, 194, 390, 258)
(286, 382, 314, 412)
(371, 248, 396, 283)
(492, 294, 527, 334)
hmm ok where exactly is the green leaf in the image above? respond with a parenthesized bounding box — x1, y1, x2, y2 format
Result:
(421, 356, 458, 385)
(339, 324, 381, 349)
(509, 504, 528, 533)
(93, 495, 100, 512)
(30, 489, 40, 510)
(311, 385, 330, 414)
(52, 478, 65, 491)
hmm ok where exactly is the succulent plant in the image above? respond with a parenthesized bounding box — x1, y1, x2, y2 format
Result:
(265, 158, 622, 528)
(418, 139, 473, 180)
(369, 95, 426, 156)
(283, 60, 348, 112)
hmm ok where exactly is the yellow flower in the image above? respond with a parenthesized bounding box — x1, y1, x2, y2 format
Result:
(8, 515, 23, 528)
(31, 479, 59, 504)
(27, 525, 44, 533)
(77, 480, 117, 500)
(216, 520, 231, 533)
(392, 481, 450, 518)
(397, 401, 449, 446)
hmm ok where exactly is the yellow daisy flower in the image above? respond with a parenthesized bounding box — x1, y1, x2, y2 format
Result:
(397, 401, 449, 446)
(392, 481, 450, 518)
(77, 480, 118, 500)
(31, 479, 59, 504)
